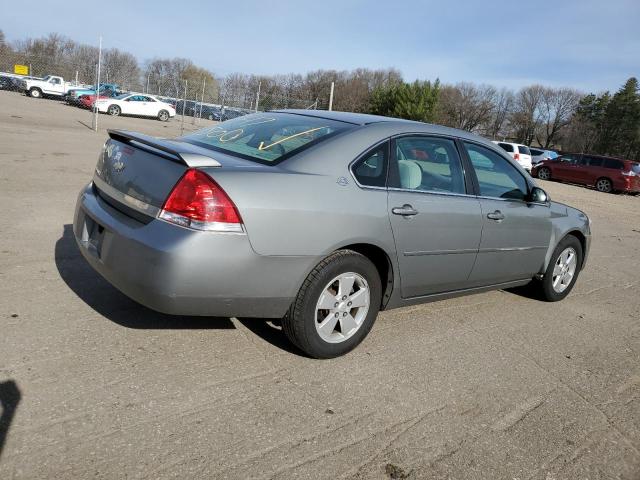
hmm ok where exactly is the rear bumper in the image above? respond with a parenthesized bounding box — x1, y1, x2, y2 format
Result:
(73, 183, 316, 318)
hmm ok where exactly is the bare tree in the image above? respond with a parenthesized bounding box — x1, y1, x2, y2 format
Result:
(535, 87, 582, 148)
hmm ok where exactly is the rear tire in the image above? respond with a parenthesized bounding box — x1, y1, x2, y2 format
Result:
(595, 177, 613, 193)
(158, 110, 170, 122)
(536, 235, 583, 302)
(537, 167, 551, 180)
(29, 88, 42, 98)
(282, 250, 382, 359)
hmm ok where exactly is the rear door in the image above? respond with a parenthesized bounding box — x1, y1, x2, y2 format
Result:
(462, 142, 552, 285)
(387, 135, 482, 298)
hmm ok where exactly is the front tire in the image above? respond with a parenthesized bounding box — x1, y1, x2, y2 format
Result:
(158, 110, 170, 122)
(537, 235, 583, 302)
(282, 250, 382, 358)
(29, 88, 42, 98)
(107, 104, 121, 116)
(537, 167, 551, 180)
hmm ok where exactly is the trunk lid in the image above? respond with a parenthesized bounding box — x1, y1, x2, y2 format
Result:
(93, 130, 268, 220)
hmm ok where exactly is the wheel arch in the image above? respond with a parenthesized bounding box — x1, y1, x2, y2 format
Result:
(336, 243, 395, 310)
(565, 230, 588, 268)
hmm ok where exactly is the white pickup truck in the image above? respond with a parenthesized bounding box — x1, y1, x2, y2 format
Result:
(19, 75, 88, 98)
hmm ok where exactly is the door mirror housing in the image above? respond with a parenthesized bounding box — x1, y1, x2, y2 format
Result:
(529, 186, 550, 204)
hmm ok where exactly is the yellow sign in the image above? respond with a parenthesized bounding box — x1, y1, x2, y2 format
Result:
(14, 64, 29, 75)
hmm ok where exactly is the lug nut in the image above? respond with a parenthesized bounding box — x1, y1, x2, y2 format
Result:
(334, 302, 339, 308)
(347, 302, 352, 306)
(343, 312, 347, 317)
(342, 296, 347, 300)
(334, 312, 339, 317)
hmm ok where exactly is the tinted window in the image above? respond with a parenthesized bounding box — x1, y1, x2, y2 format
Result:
(585, 156, 603, 167)
(498, 142, 514, 152)
(530, 148, 544, 156)
(464, 142, 528, 200)
(184, 113, 353, 164)
(352, 144, 388, 187)
(391, 137, 466, 194)
(518, 145, 531, 155)
(559, 154, 581, 165)
(603, 158, 623, 170)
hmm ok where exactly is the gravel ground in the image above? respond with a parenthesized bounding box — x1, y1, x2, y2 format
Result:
(1, 90, 639, 479)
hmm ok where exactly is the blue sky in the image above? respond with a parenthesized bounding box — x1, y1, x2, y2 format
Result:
(2, 0, 638, 93)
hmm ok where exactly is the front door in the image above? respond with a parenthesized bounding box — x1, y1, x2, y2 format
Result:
(553, 154, 583, 183)
(462, 142, 552, 285)
(387, 136, 483, 298)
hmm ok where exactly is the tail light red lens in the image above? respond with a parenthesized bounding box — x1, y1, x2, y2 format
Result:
(514, 153, 520, 160)
(159, 169, 243, 232)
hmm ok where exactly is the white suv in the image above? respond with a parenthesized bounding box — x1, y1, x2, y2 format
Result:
(492, 141, 533, 172)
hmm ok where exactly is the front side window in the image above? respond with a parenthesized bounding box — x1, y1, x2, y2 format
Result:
(559, 154, 580, 165)
(391, 136, 466, 194)
(352, 144, 388, 187)
(464, 142, 528, 201)
(183, 113, 354, 164)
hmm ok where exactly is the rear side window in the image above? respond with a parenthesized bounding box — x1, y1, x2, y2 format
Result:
(498, 142, 514, 152)
(391, 136, 466, 194)
(518, 145, 531, 155)
(464, 142, 528, 201)
(184, 113, 353, 164)
(352, 144, 388, 187)
(603, 158, 623, 170)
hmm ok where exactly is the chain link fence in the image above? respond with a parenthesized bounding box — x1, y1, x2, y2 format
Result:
(0, 42, 325, 132)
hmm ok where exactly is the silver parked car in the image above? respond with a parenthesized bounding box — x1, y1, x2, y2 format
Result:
(74, 111, 591, 358)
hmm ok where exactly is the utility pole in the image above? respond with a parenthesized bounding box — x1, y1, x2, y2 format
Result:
(328, 82, 334, 111)
(181, 79, 187, 136)
(255, 81, 261, 112)
(145, 73, 150, 94)
(93, 36, 102, 132)
(199, 77, 206, 121)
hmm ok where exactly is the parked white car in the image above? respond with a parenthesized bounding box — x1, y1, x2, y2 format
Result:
(529, 147, 558, 165)
(19, 75, 87, 98)
(492, 141, 533, 171)
(95, 93, 176, 121)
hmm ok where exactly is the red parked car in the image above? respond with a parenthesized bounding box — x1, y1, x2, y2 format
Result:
(532, 153, 640, 194)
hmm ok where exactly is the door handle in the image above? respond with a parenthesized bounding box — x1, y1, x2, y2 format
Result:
(487, 210, 505, 221)
(392, 204, 419, 216)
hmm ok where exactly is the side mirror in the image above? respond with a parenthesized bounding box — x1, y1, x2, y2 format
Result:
(529, 186, 550, 204)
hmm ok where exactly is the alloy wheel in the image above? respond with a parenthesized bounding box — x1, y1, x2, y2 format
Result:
(538, 167, 550, 180)
(314, 272, 370, 343)
(596, 178, 612, 193)
(552, 247, 577, 293)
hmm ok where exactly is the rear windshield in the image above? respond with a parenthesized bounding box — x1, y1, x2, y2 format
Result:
(498, 143, 514, 152)
(183, 113, 354, 164)
(518, 145, 531, 155)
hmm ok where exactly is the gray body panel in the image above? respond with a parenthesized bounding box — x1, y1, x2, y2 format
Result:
(73, 111, 591, 318)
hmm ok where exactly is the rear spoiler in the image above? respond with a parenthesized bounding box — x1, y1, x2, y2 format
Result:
(107, 130, 221, 168)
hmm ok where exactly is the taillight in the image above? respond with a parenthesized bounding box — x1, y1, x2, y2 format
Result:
(159, 169, 243, 232)
(514, 153, 520, 160)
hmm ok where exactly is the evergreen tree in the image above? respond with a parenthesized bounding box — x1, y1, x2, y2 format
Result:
(370, 80, 440, 122)
(598, 77, 640, 158)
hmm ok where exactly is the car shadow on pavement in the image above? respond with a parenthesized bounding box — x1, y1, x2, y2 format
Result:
(236, 318, 307, 356)
(55, 224, 235, 330)
(0, 379, 21, 460)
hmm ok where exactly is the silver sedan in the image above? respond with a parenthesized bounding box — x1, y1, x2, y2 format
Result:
(73, 110, 591, 358)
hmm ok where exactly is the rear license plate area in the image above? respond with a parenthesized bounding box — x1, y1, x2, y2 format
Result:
(81, 214, 105, 258)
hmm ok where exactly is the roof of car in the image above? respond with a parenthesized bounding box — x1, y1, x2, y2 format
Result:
(272, 109, 421, 126)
